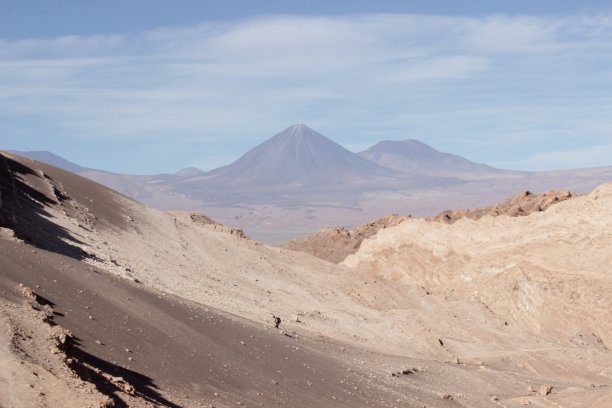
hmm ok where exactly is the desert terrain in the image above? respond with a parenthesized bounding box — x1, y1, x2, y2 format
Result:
(1, 149, 611, 407)
(284, 189, 577, 263)
(13, 125, 612, 244)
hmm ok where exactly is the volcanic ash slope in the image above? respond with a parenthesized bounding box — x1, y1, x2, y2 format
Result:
(0, 151, 413, 355)
(2, 151, 469, 407)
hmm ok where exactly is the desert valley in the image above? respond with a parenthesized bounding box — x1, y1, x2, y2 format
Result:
(11, 124, 612, 243)
(1, 143, 611, 407)
(2, 2, 612, 407)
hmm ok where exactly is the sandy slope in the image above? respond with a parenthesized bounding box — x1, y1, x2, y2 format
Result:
(4, 237, 449, 408)
(0, 151, 406, 353)
(344, 183, 612, 406)
(0, 152, 438, 407)
(2, 150, 612, 407)
(0, 295, 110, 408)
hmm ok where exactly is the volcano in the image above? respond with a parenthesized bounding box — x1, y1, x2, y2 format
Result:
(203, 124, 396, 186)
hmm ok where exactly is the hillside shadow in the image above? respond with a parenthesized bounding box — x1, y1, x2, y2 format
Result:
(0, 154, 87, 260)
(66, 336, 181, 408)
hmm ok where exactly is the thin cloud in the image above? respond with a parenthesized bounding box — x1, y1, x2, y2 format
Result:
(491, 143, 612, 170)
(1, 13, 612, 171)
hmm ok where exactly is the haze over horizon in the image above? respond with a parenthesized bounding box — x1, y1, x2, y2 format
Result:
(11, 122, 612, 246)
(2, 1, 612, 174)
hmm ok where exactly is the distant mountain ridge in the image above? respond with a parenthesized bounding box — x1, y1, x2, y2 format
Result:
(10, 150, 203, 178)
(359, 139, 499, 176)
(11, 128, 495, 183)
(8, 123, 612, 243)
(151, 124, 437, 208)
(11, 129, 500, 187)
(8, 150, 92, 174)
(174, 167, 205, 177)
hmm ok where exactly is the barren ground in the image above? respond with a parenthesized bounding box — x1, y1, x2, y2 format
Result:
(1, 150, 611, 407)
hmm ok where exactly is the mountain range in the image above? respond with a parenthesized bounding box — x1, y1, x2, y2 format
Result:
(11, 124, 612, 243)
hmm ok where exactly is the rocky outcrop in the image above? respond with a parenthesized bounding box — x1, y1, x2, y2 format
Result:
(283, 214, 410, 263)
(285, 189, 577, 263)
(429, 189, 576, 224)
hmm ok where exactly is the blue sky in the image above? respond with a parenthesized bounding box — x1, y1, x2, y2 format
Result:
(1, 1, 612, 174)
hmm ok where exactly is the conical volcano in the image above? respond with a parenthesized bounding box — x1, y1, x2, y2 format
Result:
(206, 124, 394, 186)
